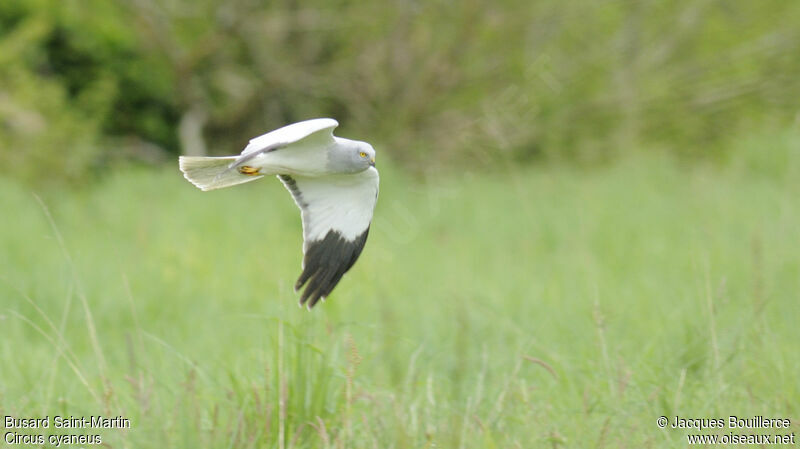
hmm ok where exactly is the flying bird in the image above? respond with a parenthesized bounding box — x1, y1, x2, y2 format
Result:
(179, 118, 379, 308)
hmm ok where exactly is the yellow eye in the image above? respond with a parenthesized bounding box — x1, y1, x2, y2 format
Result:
(359, 152, 367, 158)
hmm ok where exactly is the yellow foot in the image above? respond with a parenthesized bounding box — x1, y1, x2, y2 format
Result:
(238, 165, 261, 176)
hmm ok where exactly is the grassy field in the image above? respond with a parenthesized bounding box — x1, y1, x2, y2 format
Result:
(1, 135, 799, 447)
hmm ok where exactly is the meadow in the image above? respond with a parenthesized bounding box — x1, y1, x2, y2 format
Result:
(1, 132, 799, 447)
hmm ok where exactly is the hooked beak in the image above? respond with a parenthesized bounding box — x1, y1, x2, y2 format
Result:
(370, 157, 376, 167)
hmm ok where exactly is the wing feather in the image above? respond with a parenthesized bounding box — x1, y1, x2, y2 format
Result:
(242, 118, 338, 156)
(279, 167, 379, 307)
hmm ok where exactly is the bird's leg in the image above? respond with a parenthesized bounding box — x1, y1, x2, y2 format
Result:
(238, 166, 261, 176)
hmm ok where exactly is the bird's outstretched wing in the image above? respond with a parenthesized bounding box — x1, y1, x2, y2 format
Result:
(229, 118, 339, 169)
(243, 118, 338, 156)
(279, 167, 379, 308)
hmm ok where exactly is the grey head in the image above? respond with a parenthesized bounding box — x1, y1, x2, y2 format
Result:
(327, 139, 376, 174)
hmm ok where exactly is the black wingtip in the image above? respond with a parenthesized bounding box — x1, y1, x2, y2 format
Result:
(298, 292, 322, 309)
(293, 228, 370, 308)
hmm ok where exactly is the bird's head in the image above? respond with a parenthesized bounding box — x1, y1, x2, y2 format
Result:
(357, 142, 376, 168)
(329, 140, 376, 174)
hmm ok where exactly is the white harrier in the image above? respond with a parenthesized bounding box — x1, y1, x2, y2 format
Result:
(179, 118, 379, 308)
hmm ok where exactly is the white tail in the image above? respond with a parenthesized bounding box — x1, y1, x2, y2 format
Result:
(179, 156, 264, 191)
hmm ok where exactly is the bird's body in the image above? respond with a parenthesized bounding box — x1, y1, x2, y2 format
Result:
(178, 118, 379, 308)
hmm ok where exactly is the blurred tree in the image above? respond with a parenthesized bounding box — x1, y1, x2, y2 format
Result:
(1, 0, 798, 186)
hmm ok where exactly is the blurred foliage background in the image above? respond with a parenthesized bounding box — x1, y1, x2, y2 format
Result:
(3, 3, 800, 446)
(1, 0, 799, 186)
